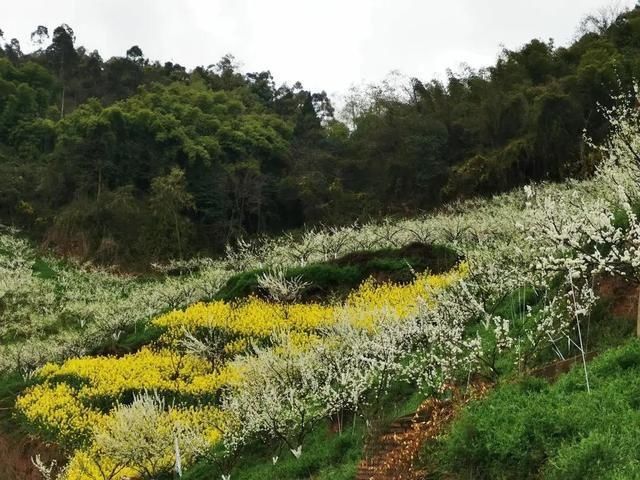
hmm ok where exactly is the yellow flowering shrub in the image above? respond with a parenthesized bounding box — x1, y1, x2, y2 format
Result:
(36, 347, 236, 400)
(224, 337, 250, 354)
(16, 348, 239, 445)
(64, 449, 139, 480)
(168, 405, 225, 444)
(64, 403, 225, 480)
(343, 263, 468, 329)
(154, 263, 468, 338)
(15, 382, 106, 445)
(155, 299, 335, 339)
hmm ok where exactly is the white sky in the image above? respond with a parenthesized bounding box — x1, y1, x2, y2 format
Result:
(2, 0, 635, 101)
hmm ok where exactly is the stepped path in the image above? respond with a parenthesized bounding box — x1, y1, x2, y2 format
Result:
(356, 383, 489, 480)
(356, 350, 602, 480)
(355, 274, 640, 480)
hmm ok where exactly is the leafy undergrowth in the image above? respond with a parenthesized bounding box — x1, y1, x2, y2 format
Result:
(424, 339, 640, 480)
(216, 242, 460, 302)
(185, 421, 362, 480)
(0, 374, 29, 433)
(184, 383, 425, 480)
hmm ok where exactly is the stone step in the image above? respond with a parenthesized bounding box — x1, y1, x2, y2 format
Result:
(355, 406, 446, 480)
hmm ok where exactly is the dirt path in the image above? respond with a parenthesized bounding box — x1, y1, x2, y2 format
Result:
(356, 383, 489, 480)
(356, 348, 606, 480)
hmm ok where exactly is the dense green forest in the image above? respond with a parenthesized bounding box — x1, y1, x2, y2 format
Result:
(1, 9, 639, 263)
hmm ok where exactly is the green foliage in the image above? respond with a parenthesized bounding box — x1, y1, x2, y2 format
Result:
(183, 423, 361, 480)
(216, 264, 362, 302)
(31, 257, 56, 280)
(96, 323, 164, 356)
(0, 373, 30, 430)
(2, 9, 640, 264)
(216, 243, 459, 301)
(38, 81, 294, 260)
(429, 340, 640, 480)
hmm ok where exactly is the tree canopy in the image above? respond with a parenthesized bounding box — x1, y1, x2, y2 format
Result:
(1, 6, 640, 263)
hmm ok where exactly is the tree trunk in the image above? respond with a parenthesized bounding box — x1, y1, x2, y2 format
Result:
(60, 84, 65, 119)
(636, 286, 640, 337)
(174, 211, 183, 260)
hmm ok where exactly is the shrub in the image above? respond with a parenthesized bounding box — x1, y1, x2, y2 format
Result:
(216, 242, 459, 302)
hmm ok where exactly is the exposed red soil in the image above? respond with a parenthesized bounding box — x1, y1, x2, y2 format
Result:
(0, 432, 61, 480)
(595, 275, 639, 323)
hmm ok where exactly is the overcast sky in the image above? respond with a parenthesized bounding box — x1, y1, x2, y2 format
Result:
(2, 0, 634, 101)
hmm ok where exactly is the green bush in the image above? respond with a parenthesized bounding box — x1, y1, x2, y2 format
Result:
(430, 340, 640, 479)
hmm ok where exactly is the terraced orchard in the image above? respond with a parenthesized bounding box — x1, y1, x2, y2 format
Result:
(3, 95, 640, 480)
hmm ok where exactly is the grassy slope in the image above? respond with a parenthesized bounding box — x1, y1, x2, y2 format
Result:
(183, 248, 454, 479)
(185, 422, 363, 480)
(5, 176, 636, 479)
(424, 338, 640, 480)
(203, 291, 635, 480)
(414, 281, 636, 479)
(20, 251, 640, 480)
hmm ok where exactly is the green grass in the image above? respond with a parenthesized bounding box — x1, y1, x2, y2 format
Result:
(186, 421, 363, 480)
(92, 323, 164, 356)
(0, 374, 28, 425)
(180, 415, 365, 480)
(215, 243, 460, 302)
(424, 339, 640, 480)
(31, 257, 57, 280)
(0, 373, 34, 445)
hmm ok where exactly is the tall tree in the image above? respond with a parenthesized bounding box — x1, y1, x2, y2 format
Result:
(149, 167, 194, 259)
(46, 24, 78, 118)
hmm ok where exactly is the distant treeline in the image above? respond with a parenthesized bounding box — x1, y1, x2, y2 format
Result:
(1, 8, 639, 263)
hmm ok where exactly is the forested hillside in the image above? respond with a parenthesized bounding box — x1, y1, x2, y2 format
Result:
(6, 4, 640, 480)
(2, 7, 640, 263)
(4, 84, 640, 480)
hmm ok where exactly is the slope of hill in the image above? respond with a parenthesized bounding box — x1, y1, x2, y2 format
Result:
(2, 88, 640, 479)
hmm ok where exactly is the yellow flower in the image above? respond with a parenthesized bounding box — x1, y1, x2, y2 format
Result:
(153, 263, 467, 339)
(17, 348, 239, 442)
(16, 383, 105, 444)
(16, 262, 468, 478)
(64, 405, 226, 480)
(64, 449, 139, 480)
